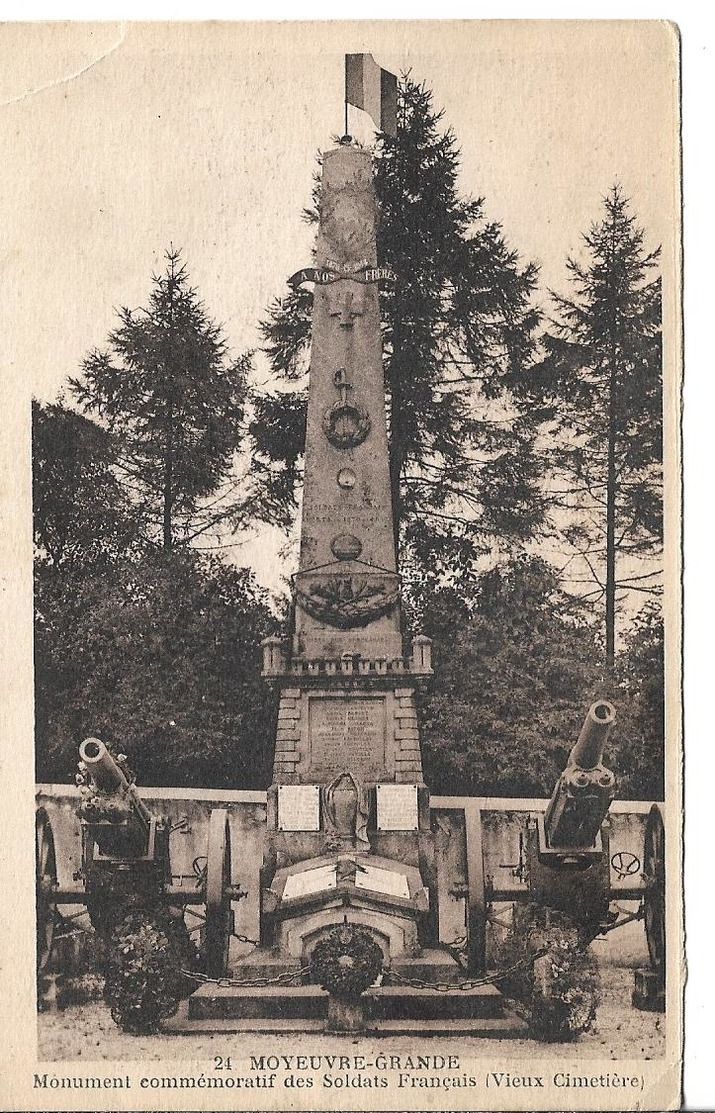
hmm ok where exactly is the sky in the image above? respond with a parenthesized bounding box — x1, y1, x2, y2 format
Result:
(0, 20, 679, 586)
(1, 21, 677, 397)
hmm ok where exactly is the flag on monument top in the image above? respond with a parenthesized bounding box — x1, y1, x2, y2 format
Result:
(345, 53, 398, 137)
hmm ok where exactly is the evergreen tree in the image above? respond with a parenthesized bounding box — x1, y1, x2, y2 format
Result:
(611, 602, 664, 800)
(32, 399, 139, 572)
(71, 248, 277, 551)
(535, 186, 662, 669)
(253, 77, 544, 579)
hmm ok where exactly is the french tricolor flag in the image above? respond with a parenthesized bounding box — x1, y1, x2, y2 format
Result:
(345, 53, 398, 138)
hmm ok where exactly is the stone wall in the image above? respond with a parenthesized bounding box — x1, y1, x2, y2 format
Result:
(36, 786, 656, 966)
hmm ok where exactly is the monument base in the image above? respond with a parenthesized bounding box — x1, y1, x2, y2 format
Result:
(177, 944, 526, 1034)
(178, 983, 526, 1036)
(166, 1003, 528, 1037)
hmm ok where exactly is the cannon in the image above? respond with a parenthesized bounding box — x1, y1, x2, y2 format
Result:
(446, 702, 666, 1009)
(36, 738, 248, 996)
(522, 701, 618, 937)
(77, 737, 162, 881)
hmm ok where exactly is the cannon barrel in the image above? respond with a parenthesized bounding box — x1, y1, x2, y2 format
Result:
(569, 701, 616, 769)
(77, 736, 153, 840)
(543, 701, 617, 850)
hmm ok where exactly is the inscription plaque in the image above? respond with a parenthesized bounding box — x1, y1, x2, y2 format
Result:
(278, 785, 320, 831)
(282, 864, 337, 901)
(376, 783, 419, 830)
(310, 697, 386, 777)
(355, 864, 410, 900)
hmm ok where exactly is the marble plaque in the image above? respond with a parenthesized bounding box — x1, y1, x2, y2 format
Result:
(355, 864, 410, 900)
(277, 785, 320, 831)
(282, 864, 337, 901)
(310, 697, 385, 776)
(376, 783, 419, 830)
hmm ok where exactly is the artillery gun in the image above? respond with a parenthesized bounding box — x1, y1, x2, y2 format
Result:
(475, 702, 665, 1009)
(527, 700, 619, 937)
(36, 737, 247, 1029)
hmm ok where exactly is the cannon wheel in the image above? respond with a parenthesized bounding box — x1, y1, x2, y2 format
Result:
(201, 809, 233, 978)
(36, 808, 58, 972)
(643, 803, 665, 974)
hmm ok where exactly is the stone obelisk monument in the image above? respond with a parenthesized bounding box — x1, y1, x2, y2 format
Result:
(259, 139, 436, 965)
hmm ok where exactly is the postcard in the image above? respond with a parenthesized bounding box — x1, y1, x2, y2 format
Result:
(0, 19, 681, 1111)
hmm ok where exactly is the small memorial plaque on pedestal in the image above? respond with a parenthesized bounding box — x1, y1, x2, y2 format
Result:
(278, 785, 320, 831)
(282, 864, 337, 901)
(376, 783, 419, 830)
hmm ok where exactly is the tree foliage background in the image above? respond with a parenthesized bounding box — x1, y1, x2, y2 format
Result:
(32, 255, 281, 789)
(34, 550, 277, 788)
(70, 248, 288, 553)
(410, 557, 663, 801)
(33, 77, 664, 799)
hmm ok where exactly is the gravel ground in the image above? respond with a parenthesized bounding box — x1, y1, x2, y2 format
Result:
(38, 964, 665, 1063)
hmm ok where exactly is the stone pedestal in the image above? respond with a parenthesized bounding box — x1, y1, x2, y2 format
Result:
(326, 996, 365, 1032)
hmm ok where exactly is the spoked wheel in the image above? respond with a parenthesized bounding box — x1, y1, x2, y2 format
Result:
(36, 808, 58, 973)
(201, 809, 233, 978)
(643, 803, 666, 975)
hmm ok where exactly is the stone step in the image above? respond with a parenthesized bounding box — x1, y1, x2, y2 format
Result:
(388, 948, 464, 983)
(227, 954, 303, 982)
(187, 981, 506, 1023)
(188, 984, 327, 1021)
(227, 947, 463, 985)
(365, 1015, 528, 1036)
(166, 1003, 527, 1037)
(365, 984, 504, 1020)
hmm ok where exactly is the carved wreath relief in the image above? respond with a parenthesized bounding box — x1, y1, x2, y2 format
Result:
(295, 571, 399, 629)
(321, 366, 371, 450)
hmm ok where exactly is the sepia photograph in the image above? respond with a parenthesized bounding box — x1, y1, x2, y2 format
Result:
(0, 18, 681, 1111)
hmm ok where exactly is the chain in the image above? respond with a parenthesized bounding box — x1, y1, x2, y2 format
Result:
(182, 965, 313, 989)
(182, 948, 549, 993)
(385, 948, 549, 992)
(232, 932, 260, 947)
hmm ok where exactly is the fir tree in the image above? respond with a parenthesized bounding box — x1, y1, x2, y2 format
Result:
(71, 248, 276, 551)
(253, 77, 544, 580)
(536, 186, 662, 669)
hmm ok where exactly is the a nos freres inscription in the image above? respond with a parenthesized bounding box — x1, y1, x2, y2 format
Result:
(309, 697, 386, 777)
(308, 506, 384, 528)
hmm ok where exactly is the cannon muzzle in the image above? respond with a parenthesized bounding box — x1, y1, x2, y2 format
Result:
(570, 701, 616, 769)
(79, 737, 131, 794)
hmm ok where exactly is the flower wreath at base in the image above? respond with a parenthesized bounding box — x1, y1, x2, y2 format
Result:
(102, 899, 198, 1035)
(495, 904, 600, 1042)
(310, 924, 384, 1000)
